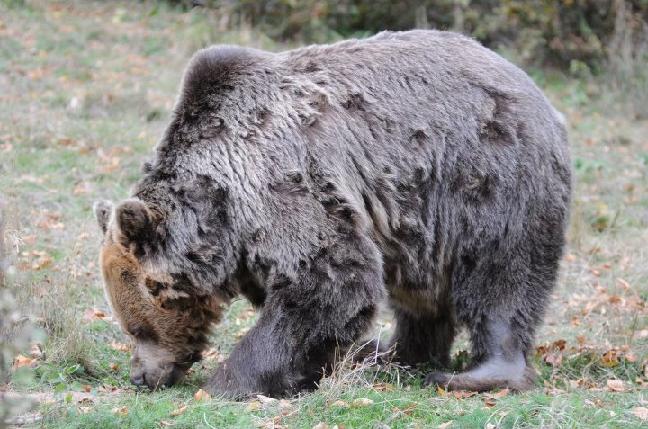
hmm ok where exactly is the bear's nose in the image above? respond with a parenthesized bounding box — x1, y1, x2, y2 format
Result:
(130, 373, 146, 387)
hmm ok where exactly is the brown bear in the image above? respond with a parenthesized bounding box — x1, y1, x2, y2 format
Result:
(94, 30, 571, 397)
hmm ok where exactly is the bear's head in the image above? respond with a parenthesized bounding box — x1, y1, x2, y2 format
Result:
(93, 199, 226, 390)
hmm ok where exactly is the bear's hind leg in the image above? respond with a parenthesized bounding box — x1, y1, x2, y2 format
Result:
(424, 318, 536, 391)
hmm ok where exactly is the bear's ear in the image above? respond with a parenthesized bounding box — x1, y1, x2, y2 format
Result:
(114, 199, 161, 256)
(93, 200, 114, 235)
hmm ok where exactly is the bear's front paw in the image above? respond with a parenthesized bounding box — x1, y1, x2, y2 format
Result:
(423, 371, 452, 389)
(205, 363, 257, 400)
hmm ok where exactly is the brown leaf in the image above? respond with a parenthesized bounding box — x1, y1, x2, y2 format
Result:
(36, 212, 65, 230)
(483, 397, 497, 407)
(452, 390, 478, 399)
(602, 350, 620, 367)
(632, 407, 648, 421)
(31, 254, 53, 271)
(13, 354, 36, 368)
(83, 308, 108, 322)
(112, 406, 128, 416)
(372, 382, 394, 392)
(492, 388, 510, 399)
(552, 339, 567, 350)
(57, 138, 77, 147)
(194, 389, 211, 401)
(606, 379, 626, 392)
(110, 342, 131, 353)
(544, 352, 563, 367)
(170, 405, 187, 417)
(109, 362, 119, 372)
(392, 404, 416, 416)
(73, 182, 93, 195)
(202, 348, 222, 362)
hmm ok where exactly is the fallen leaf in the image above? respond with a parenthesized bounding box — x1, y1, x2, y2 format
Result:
(544, 352, 563, 367)
(552, 339, 567, 350)
(194, 389, 211, 401)
(112, 406, 128, 416)
(602, 350, 619, 367)
(392, 404, 417, 416)
(36, 212, 65, 230)
(438, 421, 453, 429)
(109, 362, 119, 372)
(83, 308, 108, 322)
(12, 354, 36, 368)
(351, 398, 374, 407)
(203, 348, 222, 362)
(31, 254, 53, 271)
(73, 182, 93, 195)
(110, 342, 131, 352)
(632, 407, 648, 421)
(256, 394, 277, 405)
(606, 379, 626, 392)
(493, 389, 509, 399)
(170, 405, 187, 417)
(452, 390, 478, 399)
(483, 397, 497, 407)
(246, 400, 261, 411)
(372, 382, 394, 392)
(57, 138, 77, 147)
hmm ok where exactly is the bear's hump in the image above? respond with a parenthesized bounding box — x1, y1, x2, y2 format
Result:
(179, 45, 272, 108)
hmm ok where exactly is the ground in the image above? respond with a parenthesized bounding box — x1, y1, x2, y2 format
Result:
(1, 1, 647, 428)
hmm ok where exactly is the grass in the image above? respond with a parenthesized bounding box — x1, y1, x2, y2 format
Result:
(1, 1, 647, 428)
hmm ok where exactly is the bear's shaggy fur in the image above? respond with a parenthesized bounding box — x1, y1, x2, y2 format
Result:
(95, 30, 571, 397)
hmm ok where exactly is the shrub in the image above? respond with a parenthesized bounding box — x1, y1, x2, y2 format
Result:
(176, 0, 648, 70)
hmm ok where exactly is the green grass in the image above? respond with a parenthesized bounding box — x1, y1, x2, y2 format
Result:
(1, 1, 647, 428)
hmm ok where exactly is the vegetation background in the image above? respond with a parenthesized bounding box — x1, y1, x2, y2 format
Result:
(1, 0, 647, 428)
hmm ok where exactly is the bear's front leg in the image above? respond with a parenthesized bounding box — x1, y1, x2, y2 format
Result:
(206, 236, 385, 398)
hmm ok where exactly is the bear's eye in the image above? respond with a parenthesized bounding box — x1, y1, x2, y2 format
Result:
(128, 326, 143, 337)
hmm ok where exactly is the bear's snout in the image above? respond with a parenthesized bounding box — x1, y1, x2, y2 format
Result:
(130, 362, 185, 390)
